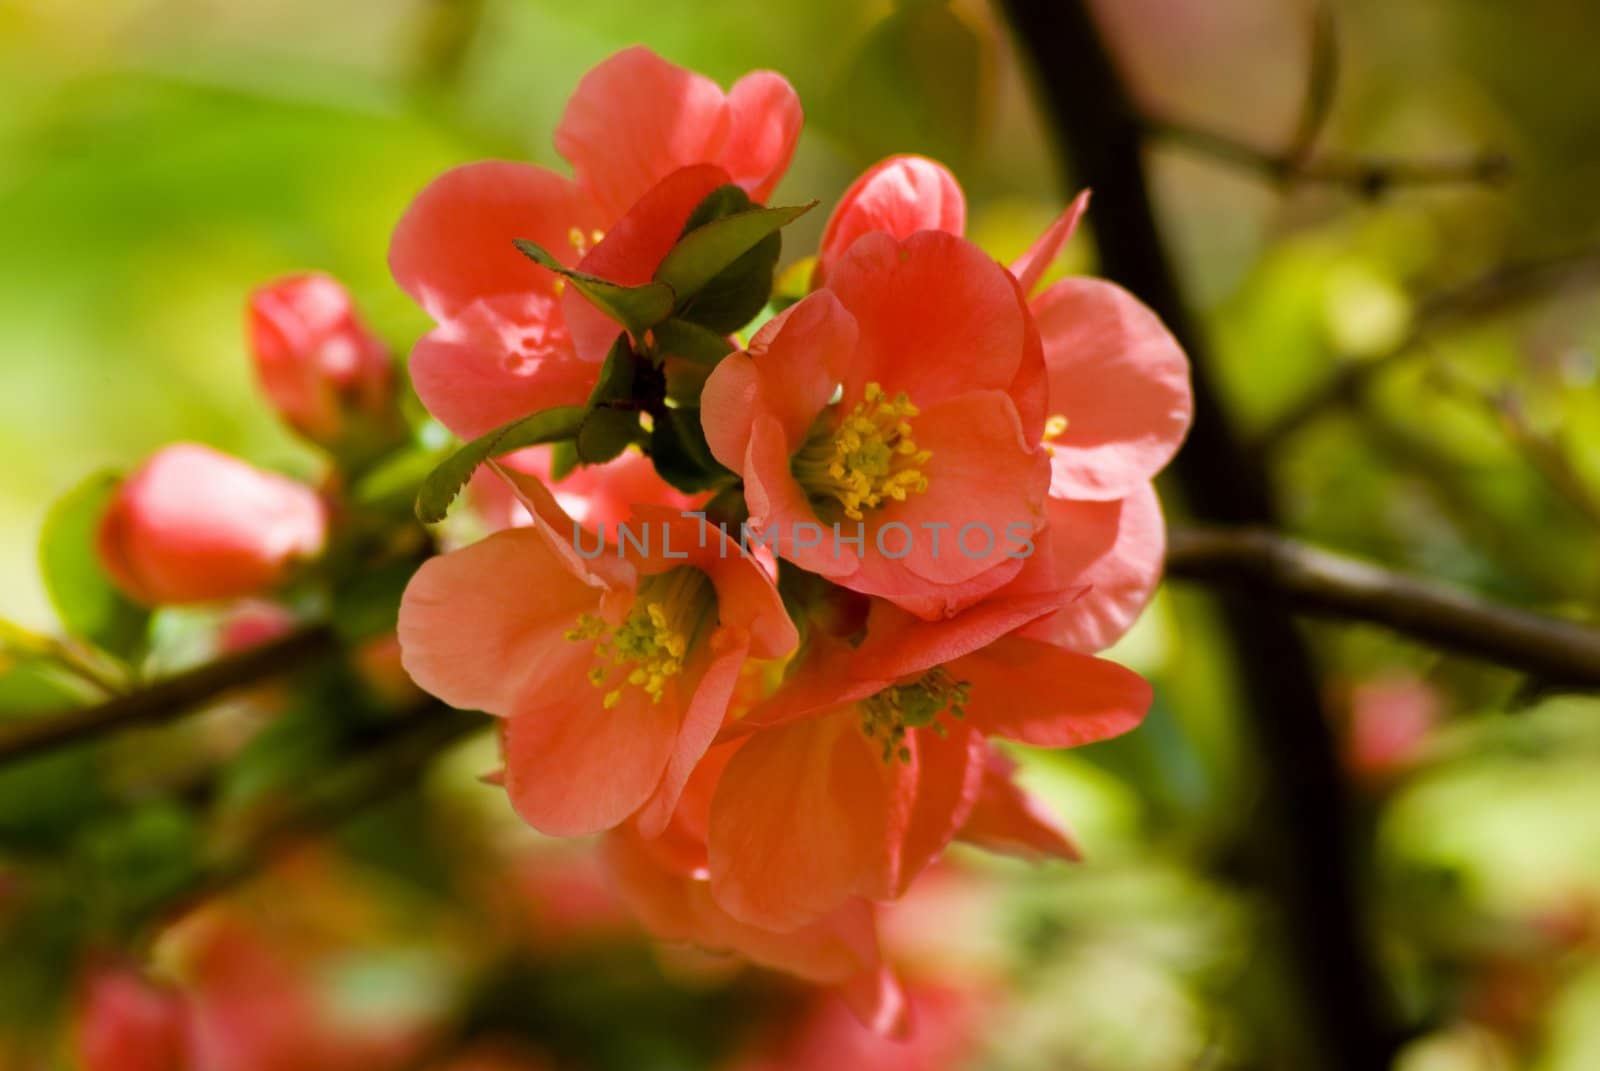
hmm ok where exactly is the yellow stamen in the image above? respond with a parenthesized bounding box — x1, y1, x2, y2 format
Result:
(565, 567, 714, 707)
(792, 381, 931, 521)
(857, 667, 970, 763)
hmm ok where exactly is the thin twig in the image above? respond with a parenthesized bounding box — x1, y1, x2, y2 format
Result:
(1166, 526, 1600, 686)
(148, 703, 489, 933)
(1256, 247, 1600, 450)
(1148, 117, 1511, 197)
(0, 626, 340, 766)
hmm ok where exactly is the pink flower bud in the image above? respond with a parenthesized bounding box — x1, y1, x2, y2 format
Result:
(73, 961, 191, 1071)
(97, 444, 327, 606)
(814, 154, 966, 286)
(246, 273, 396, 448)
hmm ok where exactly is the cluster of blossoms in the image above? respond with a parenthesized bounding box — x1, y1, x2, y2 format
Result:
(392, 47, 1193, 1034)
(78, 45, 1190, 1046)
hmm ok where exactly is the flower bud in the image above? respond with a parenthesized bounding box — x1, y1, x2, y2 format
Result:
(97, 444, 327, 606)
(246, 273, 398, 451)
(73, 961, 190, 1071)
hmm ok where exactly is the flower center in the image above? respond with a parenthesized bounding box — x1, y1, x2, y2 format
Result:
(858, 667, 970, 763)
(1041, 412, 1069, 456)
(792, 382, 932, 521)
(565, 566, 715, 709)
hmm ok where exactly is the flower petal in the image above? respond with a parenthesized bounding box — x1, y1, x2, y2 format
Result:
(397, 527, 598, 715)
(1034, 277, 1193, 500)
(826, 231, 1028, 407)
(409, 294, 595, 439)
(1020, 484, 1166, 653)
(952, 637, 1151, 747)
(389, 161, 596, 321)
(718, 69, 805, 203)
(561, 163, 731, 362)
(502, 661, 682, 836)
(959, 747, 1081, 861)
(709, 714, 896, 930)
(815, 155, 965, 286)
(1009, 189, 1090, 296)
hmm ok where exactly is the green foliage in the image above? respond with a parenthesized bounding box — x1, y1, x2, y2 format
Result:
(414, 406, 586, 523)
(656, 188, 813, 333)
(512, 240, 676, 338)
(650, 407, 733, 494)
(38, 472, 148, 660)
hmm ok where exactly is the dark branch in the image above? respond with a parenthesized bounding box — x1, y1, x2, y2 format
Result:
(0, 626, 339, 766)
(1148, 117, 1511, 196)
(995, 1, 1399, 1065)
(1168, 527, 1600, 686)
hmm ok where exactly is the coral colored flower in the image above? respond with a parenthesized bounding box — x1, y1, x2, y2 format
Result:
(813, 155, 964, 287)
(701, 231, 1052, 619)
(246, 273, 397, 449)
(97, 444, 327, 606)
(399, 495, 796, 837)
(556, 47, 803, 223)
(703, 601, 1149, 931)
(603, 742, 907, 1037)
(811, 155, 1193, 649)
(470, 445, 710, 534)
(390, 48, 801, 439)
(73, 962, 189, 1071)
(958, 746, 1082, 862)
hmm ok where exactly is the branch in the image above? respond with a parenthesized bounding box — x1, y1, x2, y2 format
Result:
(1256, 247, 1600, 450)
(0, 626, 339, 766)
(1148, 117, 1511, 196)
(995, 2, 1399, 1066)
(151, 703, 489, 930)
(1168, 527, 1600, 686)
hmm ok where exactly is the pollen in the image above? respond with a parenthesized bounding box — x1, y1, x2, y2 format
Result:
(857, 667, 970, 763)
(792, 382, 932, 521)
(1042, 413, 1069, 457)
(564, 567, 714, 708)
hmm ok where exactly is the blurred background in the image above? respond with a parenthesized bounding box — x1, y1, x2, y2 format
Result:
(4, 0, 1600, 1068)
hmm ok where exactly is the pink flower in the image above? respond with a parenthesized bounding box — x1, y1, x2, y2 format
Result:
(469, 446, 709, 535)
(246, 273, 397, 449)
(812, 154, 1193, 650)
(603, 742, 907, 1037)
(73, 962, 189, 1071)
(97, 444, 327, 606)
(703, 599, 1149, 931)
(389, 48, 801, 439)
(701, 232, 1052, 619)
(398, 492, 796, 837)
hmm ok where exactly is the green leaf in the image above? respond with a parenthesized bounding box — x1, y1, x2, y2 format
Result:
(654, 201, 814, 310)
(651, 407, 734, 493)
(548, 439, 581, 481)
(589, 336, 639, 405)
(415, 406, 586, 523)
(38, 472, 149, 659)
(654, 318, 734, 366)
(576, 408, 643, 464)
(514, 239, 675, 337)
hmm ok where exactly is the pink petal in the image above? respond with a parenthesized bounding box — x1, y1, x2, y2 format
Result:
(1009, 189, 1090, 296)
(502, 661, 682, 836)
(409, 293, 595, 440)
(634, 636, 748, 839)
(952, 637, 1152, 747)
(815, 155, 966, 286)
(556, 47, 799, 221)
(1020, 483, 1167, 653)
(389, 161, 597, 321)
(561, 163, 730, 362)
(718, 70, 805, 204)
(960, 747, 1081, 861)
(396, 527, 598, 715)
(891, 725, 985, 897)
(1034, 277, 1193, 500)
(709, 714, 897, 930)
(826, 231, 1028, 408)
